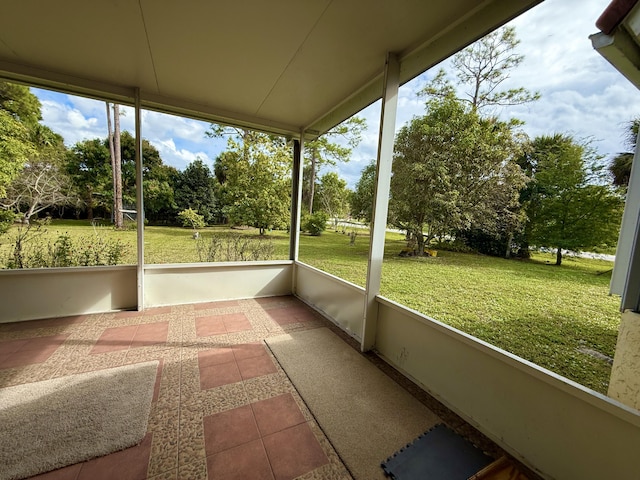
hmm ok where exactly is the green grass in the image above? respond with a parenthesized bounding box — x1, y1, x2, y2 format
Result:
(0, 220, 620, 393)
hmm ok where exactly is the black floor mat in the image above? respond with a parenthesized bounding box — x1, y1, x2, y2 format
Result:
(381, 424, 493, 479)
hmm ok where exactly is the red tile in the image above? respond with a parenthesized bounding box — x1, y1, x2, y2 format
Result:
(203, 405, 260, 456)
(236, 355, 277, 380)
(131, 322, 168, 347)
(263, 424, 328, 480)
(268, 307, 314, 326)
(21, 334, 67, 351)
(232, 342, 267, 361)
(30, 463, 83, 479)
(206, 439, 273, 480)
(195, 316, 227, 337)
(1, 349, 53, 368)
(76, 433, 152, 480)
(0, 334, 68, 368)
(0, 337, 30, 354)
(198, 348, 235, 369)
(251, 394, 306, 437)
(90, 325, 138, 354)
(222, 313, 252, 333)
(199, 362, 242, 390)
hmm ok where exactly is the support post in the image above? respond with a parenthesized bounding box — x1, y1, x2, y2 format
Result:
(361, 53, 400, 351)
(135, 88, 145, 311)
(289, 137, 304, 262)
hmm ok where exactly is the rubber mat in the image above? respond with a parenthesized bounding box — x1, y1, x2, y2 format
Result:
(381, 423, 493, 479)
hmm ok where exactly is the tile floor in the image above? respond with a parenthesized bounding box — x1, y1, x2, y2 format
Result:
(0, 296, 353, 480)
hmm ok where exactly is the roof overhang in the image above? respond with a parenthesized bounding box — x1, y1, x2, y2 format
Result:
(1, 1, 541, 139)
(591, 0, 640, 90)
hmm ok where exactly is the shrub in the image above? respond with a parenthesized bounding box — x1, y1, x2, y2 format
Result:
(178, 208, 205, 229)
(302, 212, 329, 236)
(195, 234, 274, 262)
(5, 224, 130, 268)
(0, 210, 15, 235)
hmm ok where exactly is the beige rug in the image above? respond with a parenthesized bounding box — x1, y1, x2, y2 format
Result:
(0, 361, 159, 480)
(266, 327, 440, 479)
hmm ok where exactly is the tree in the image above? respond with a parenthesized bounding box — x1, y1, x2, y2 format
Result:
(608, 118, 639, 188)
(1, 126, 73, 223)
(524, 134, 624, 265)
(390, 94, 527, 255)
(0, 110, 35, 198)
(315, 172, 350, 228)
(0, 82, 40, 199)
(304, 116, 366, 213)
(106, 103, 123, 228)
(350, 161, 376, 224)
(214, 131, 291, 234)
(421, 26, 539, 111)
(175, 159, 219, 225)
(0, 81, 42, 127)
(65, 139, 112, 220)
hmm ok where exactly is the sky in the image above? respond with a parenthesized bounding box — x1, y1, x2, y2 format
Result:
(32, 0, 640, 189)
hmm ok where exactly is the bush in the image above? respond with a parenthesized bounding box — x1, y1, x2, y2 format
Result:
(0, 210, 15, 235)
(195, 233, 274, 262)
(177, 208, 205, 229)
(302, 212, 329, 236)
(5, 227, 130, 269)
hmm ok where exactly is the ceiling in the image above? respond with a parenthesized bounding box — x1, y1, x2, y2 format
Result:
(0, 0, 541, 138)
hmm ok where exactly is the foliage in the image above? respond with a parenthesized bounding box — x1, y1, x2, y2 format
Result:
(177, 208, 205, 229)
(65, 138, 113, 219)
(349, 161, 376, 223)
(0, 81, 42, 126)
(390, 94, 527, 255)
(521, 134, 624, 265)
(303, 116, 366, 213)
(0, 209, 15, 234)
(608, 117, 639, 188)
(195, 233, 275, 262)
(0, 110, 35, 198)
(175, 159, 219, 225)
(421, 26, 539, 111)
(302, 211, 329, 236)
(215, 130, 291, 234)
(4, 223, 129, 268)
(2, 126, 74, 223)
(315, 172, 349, 227)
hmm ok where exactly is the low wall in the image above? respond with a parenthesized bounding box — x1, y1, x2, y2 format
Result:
(293, 262, 365, 341)
(144, 261, 293, 307)
(374, 296, 640, 480)
(0, 266, 137, 322)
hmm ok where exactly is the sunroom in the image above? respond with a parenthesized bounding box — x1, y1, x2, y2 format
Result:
(1, 1, 640, 479)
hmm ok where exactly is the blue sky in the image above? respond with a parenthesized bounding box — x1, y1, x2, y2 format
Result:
(34, 0, 640, 188)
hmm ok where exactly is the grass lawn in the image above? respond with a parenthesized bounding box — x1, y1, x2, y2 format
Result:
(0, 220, 620, 394)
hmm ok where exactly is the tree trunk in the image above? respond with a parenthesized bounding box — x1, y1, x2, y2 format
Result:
(106, 102, 116, 223)
(556, 247, 562, 266)
(113, 104, 123, 228)
(309, 148, 317, 214)
(415, 230, 425, 256)
(504, 232, 513, 259)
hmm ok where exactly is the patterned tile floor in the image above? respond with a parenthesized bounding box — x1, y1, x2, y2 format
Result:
(0, 296, 353, 480)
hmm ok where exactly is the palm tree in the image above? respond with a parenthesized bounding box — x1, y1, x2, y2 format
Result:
(609, 118, 640, 188)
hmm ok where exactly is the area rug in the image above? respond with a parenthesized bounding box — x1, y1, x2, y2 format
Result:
(381, 423, 493, 479)
(266, 327, 440, 479)
(0, 361, 159, 480)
